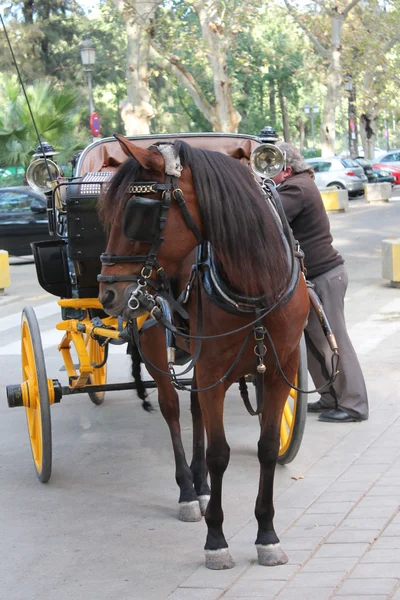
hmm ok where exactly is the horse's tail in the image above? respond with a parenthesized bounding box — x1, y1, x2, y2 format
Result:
(128, 340, 155, 412)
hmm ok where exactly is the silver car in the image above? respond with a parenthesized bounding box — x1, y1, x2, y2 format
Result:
(305, 157, 368, 196)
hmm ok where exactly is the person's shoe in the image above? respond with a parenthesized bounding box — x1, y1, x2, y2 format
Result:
(318, 409, 366, 423)
(307, 400, 334, 413)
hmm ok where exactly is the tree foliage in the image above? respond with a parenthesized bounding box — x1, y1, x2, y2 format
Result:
(1, 0, 400, 152)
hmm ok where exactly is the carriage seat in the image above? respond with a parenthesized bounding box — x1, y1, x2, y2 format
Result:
(78, 133, 260, 176)
(66, 134, 260, 299)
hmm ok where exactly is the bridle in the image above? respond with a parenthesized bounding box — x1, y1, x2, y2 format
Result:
(98, 172, 203, 312)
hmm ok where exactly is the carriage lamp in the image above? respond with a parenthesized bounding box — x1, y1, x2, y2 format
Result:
(250, 144, 286, 179)
(26, 142, 62, 193)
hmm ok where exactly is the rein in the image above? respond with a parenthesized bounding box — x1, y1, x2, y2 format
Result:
(98, 145, 339, 411)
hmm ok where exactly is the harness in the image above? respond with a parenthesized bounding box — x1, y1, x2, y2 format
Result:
(98, 144, 339, 415)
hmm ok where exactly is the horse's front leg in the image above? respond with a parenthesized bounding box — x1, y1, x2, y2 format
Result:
(196, 376, 234, 570)
(190, 369, 211, 515)
(142, 333, 202, 522)
(255, 351, 299, 566)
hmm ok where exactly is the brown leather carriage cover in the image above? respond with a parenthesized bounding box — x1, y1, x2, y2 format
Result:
(78, 134, 260, 176)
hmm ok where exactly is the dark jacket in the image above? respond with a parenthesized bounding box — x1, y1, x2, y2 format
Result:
(277, 171, 343, 279)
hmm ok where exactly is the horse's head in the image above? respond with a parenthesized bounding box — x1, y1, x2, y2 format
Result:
(98, 135, 203, 319)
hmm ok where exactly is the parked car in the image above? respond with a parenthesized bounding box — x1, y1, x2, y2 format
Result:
(373, 161, 400, 185)
(0, 186, 52, 256)
(353, 157, 377, 182)
(375, 150, 400, 167)
(354, 157, 395, 185)
(305, 157, 368, 196)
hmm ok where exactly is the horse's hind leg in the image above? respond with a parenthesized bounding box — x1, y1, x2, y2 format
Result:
(156, 378, 202, 522)
(190, 371, 211, 515)
(255, 355, 299, 566)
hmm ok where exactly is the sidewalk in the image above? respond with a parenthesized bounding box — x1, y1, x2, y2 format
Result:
(169, 374, 400, 599)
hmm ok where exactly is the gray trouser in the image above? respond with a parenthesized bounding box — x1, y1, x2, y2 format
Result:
(305, 264, 369, 419)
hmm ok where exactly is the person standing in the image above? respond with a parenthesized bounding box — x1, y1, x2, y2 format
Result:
(272, 141, 369, 423)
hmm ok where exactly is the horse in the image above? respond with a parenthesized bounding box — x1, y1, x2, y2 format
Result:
(97, 134, 310, 570)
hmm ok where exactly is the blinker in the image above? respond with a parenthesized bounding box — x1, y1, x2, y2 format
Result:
(122, 196, 163, 243)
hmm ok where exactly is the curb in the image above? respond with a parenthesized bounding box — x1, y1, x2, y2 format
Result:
(0, 295, 22, 307)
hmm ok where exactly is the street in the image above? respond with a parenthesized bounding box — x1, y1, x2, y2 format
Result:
(1, 197, 400, 600)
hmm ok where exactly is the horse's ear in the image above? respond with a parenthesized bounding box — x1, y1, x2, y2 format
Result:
(113, 133, 165, 173)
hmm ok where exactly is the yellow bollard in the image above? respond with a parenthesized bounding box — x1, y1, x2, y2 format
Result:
(0, 250, 11, 295)
(320, 188, 349, 212)
(382, 238, 400, 287)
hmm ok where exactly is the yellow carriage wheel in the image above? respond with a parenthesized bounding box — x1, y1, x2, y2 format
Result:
(278, 334, 308, 465)
(21, 306, 52, 483)
(85, 334, 107, 405)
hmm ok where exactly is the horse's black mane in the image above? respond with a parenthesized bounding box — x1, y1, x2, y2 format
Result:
(100, 140, 289, 300)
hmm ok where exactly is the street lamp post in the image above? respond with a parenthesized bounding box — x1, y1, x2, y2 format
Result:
(80, 38, 96, 141)
(344, 76, 357, 157)
(303, 104, 319, 148)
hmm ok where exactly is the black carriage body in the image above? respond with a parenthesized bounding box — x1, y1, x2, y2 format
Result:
(66, 180, 107, 298)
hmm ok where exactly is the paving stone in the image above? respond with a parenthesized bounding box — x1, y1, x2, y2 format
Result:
(317, 490, 363, 503)
(374, 536, 400, 549)
(325, 529, 381, 544)
(313, 543, 369, 559)
(361, 548, 400, 563)
(360, 495, 400, 507)
(368, 486, 400, 497)
(280, 536, 322, 551)
(179, 562, 248, 590)
(168, 588, 221, 600)
(285, 550, 313, 565)
(351, 563, 400, 578)
(240, 562, 299, 581)
(328, 481, 376, 493)
(382, 524, 400, 537)
(333, 594, 388, 600)
(275, 587, 333, 600)
(301, 557, 354, 573)
(295, 513, 344, 527)
(334, 577, 398, 595)
(224, 579, 284, 598)
(286, 570, 345, 587)
(340, 518, 389, 530)
(349, 506, 398, 520)
(337, 465, 386, 482)
(305, 501, 355, 515)
(282, 525, 333, 539)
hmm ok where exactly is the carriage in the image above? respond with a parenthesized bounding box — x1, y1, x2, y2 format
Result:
(6, 132, 318, 570)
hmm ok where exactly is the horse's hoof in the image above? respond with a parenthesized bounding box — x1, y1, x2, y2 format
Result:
(205, 548, 235, 570)
(178, 500, 202, 522)
(256, 543, 288, 566)
(198, 495, 210, 515)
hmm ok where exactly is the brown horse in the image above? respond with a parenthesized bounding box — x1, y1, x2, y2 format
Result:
(98, 135, 309, 569)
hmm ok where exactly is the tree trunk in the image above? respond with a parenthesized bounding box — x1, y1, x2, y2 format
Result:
(359, 69, 377, 159)
(360, 112, 376, 160)
(278, 87, 290, 142)
(269, 84, 276, 126)
(195, 2, 241, 132)
(320, 16, 342, 156)
(114, 0, 158, 135)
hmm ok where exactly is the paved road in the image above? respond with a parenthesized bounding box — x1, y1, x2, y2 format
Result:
(1, 198, 400, 599)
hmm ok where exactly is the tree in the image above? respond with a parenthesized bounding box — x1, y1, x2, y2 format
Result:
(284, 0, 361, 156)
(0, 78, 88, 169)
(342, 0, 400, 158)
